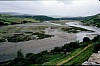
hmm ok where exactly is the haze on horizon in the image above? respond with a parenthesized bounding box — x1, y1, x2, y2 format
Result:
(0, 0, 100, 17)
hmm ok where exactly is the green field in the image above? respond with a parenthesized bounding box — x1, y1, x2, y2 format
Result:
(64, 44, 93, 65)
(0, 14, 38, 25)
(43, 48, 82, 65)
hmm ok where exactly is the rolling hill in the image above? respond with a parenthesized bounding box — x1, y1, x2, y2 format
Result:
(81, 14, 100, 27)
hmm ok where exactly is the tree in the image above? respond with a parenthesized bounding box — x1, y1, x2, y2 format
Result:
(25, 53, 34, 59)
(83, 37, 91, 42)
(17, 49, 24, 60)
(13, 49, 26, 66)
(92, 35, 100, 42)
(53, 47, 61, 53)
(93, 41, 100, 53)
(40, 50, 48, 54)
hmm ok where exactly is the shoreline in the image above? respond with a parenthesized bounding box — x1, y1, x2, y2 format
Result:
(0, 33, 76, 62)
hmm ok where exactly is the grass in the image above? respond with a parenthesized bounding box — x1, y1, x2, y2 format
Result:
(27, 53, 64, 66)
(43, 48, 82, 65)
(43, 53, 64, 62)
(64, 44, 93, 65)
(0, 14, 36, 24)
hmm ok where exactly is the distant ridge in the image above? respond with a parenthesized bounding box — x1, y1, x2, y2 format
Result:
(0, 12, 94, 21)
(0, 12, 25, 15)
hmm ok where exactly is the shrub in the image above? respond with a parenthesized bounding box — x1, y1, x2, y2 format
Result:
(92, 35, 100, 42)
(93, 41, 100, 53)
(83, 37, 91, 42)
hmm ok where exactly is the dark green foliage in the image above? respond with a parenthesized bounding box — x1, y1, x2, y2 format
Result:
(32, 32, 53, 39)
(81, 14, 100, 27)
(27, 53, 46, 64)
(53, 47, 61, 53)
(92, 35, 100, 53)
(6, 34, 32, 42)
(40, 50, 48, 54)
(92, 35, 100, 42)
(79, 42, 88, 48)
(17, 49, 24, 59)
(83, 37, 91, 42)
(61, 41, 80, 52)
(25, 53, 34, 59)
(32, 15, 58, 22)
(10, 49, 27, 66)
(93, 41, 100, 53)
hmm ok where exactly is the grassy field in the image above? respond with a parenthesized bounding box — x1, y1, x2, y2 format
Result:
(64, 44, 93, 65)
(25, 53, 64, 66)
(43, 44, 93, 65)
(43, 48, 82, 65)
(0, 14, 37, 24)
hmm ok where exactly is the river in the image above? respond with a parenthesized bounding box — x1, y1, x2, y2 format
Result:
(0, 21, 100, 62)
(65, 21, 100, 41)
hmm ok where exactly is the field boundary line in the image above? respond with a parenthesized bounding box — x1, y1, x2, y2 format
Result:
(56, 44, 93, 65)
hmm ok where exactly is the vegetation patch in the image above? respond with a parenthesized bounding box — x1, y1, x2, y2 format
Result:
(0, 32, 53, 42)
(1, 35, 100, 66)
(81, 14, 100, 27)
(61, 26, 94, 33)
(0, 14, 37, 26)
(64, 44, 93, 65)
(0, 26, 54, 42)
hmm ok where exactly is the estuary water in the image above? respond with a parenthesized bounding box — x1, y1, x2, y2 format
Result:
(0, 21, 100, 62)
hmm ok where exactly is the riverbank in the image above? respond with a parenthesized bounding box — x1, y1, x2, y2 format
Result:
(0, 33, 76, 62)
(0, 21, 100, 63)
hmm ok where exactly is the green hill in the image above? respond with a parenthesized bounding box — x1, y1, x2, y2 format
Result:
(0, 14, 37, 26)
(81, 14, 100, 27)
(0, 14, 58, 26)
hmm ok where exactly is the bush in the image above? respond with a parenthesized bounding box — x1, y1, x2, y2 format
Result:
(25, 53, 34, 59)
(53, 47, 61, 53)
(92, 35, 100, 42)
(83, 37, 91, 42)
(17, 49, 24, 60)
(93, 41, 100, 53)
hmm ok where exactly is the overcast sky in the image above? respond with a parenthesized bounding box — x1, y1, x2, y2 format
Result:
(0, 0, 100, 17)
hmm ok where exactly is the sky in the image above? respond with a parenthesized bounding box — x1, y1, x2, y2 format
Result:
(0, 0, 100, 17)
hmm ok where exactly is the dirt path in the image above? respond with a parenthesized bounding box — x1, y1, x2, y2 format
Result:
(56, 44, 93, 65)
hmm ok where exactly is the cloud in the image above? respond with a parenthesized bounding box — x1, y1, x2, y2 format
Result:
(57, 0, 74, 5)
(0, 0, 100, 16)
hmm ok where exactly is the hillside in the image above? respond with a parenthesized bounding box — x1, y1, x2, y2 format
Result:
(58, 17, 87, 20)
(0, 14, 58, 26)
(0, 14, 37, 26)
(17, 15, 58, 22)
(81, 14, 100, 27)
